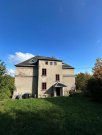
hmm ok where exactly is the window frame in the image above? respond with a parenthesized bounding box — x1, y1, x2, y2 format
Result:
(42, 68, 47, 76)
(42, 82, 47, 90)
(50, 62, 53, 65)
(54, 61, 57, 65)
(56, 74, 60, 81)
(45, 61, 48, 65)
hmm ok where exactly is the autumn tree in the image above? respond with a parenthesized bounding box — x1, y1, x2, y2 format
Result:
(93, 58, 102, 79)
(87, 58, 102, 101)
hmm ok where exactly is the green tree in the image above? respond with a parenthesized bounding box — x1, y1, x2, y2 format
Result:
(76, 73, 92, 94)
(0, 75, 15, 99)
(0, 60, 6, 76)
(0, 60, 15, 99)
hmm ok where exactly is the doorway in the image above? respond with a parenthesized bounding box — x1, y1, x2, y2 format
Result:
(56, 87, 61, 96)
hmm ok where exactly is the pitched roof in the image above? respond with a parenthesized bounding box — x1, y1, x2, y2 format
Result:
(15, 55, 75, 69)
(35, 56, 62, 61)
(62, 63, 74, 69)
(53, 82, 67, 87)
(15, 56, 62, 67)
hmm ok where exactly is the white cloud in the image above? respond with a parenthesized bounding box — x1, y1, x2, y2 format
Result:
(7, 69, 15, 77)
(9, 52, 34, 64)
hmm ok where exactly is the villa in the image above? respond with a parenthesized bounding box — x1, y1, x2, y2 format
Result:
(14, 56, 75, 98)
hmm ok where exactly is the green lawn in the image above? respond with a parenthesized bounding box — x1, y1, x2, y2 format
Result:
(0, 95, 102, 135)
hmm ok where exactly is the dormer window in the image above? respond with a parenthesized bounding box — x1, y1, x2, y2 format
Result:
(29, 59, 35, 63)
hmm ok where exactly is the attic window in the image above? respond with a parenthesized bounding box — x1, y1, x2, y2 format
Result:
(29, 59, 35, 63)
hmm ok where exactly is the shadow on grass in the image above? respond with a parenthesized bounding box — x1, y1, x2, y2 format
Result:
(0, 109, 66, 135)
(0, 95, 102, 135)
(0, 108, 85, 135)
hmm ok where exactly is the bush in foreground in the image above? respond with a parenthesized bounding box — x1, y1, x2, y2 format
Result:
(87, 78, 102, 101)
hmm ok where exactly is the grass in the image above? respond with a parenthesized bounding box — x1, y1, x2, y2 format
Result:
(0, 95, 102, 135)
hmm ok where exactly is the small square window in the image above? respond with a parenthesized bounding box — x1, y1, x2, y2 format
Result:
(45, 61, 48, 65)
(54, 62, 57, 65)
(50, 62, 53, 65)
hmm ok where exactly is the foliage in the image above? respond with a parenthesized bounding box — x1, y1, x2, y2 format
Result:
(87, 77, 102, 101)
(0, 88, 11, 100)
(0, 75, 15, 99)
(86, 58, 102, 101)
(0, 60, 15, 99)
(93, 58, 102, 79)
(0, 60, 6, 76)
(76, 73, 91, 94)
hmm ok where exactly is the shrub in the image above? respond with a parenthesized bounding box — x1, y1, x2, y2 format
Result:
(0, 88, 11, 100)
(0, 75, 15, 99)
(76, 73, 92, 95)
(87, 78, 102, 101)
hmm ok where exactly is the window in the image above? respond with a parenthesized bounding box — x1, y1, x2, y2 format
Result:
(42, 83, 47, 90)
(56, 74, 60, 81)
(42, 69, 47, 76)
(50, 62, 53, 65)
(45, 61, 48, 65)
(29, 59, 35, 63)
(54, 62, 57, 65)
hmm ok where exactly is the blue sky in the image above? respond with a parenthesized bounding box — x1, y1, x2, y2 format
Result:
(0, 0, 102, 75)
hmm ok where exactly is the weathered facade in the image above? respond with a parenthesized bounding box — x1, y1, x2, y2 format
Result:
(14, 56, 75, 98)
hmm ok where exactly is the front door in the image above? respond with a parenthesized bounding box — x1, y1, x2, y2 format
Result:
(56, 88, 60, 96)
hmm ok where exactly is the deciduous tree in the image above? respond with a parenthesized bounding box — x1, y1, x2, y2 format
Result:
(93, 58, 102, 79)
(0, 60, 6, 76)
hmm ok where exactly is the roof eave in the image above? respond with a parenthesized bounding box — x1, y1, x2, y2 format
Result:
(62, 67, 75, 69)
(39, 59, 62, 62)
(15, 65, 36, 67)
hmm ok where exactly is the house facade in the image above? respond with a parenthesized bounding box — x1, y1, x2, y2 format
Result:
(14, 56, 75, 98)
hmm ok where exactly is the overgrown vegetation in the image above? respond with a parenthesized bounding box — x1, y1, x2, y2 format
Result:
(0, 60, 15, 99)
(87, 58, 102, 101)
(87, 77, 102, 101)
(0, 95, 102, 135)
(75, 72, 92, 94)
(76, 58, 102, 101)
